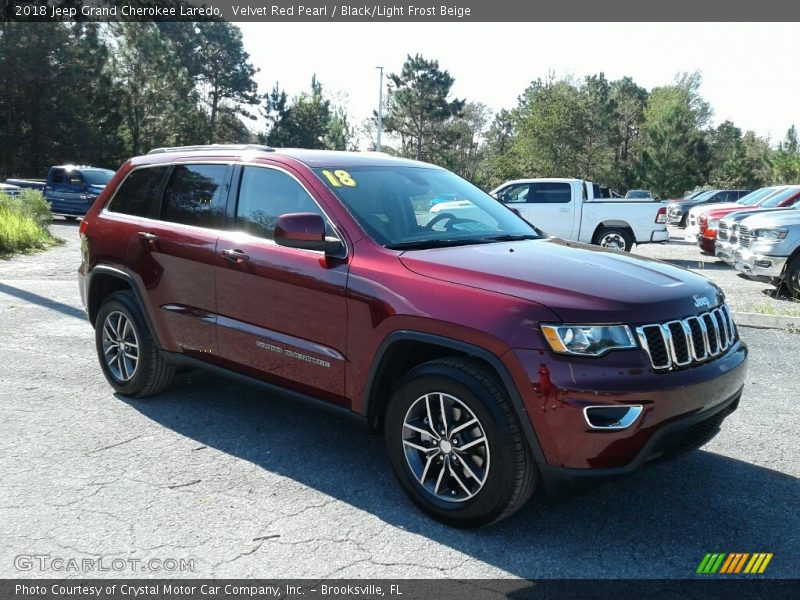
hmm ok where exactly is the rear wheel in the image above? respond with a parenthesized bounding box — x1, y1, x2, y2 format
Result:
(594, 227, 634, 252)
(95, 291, 175, 397)
(64, 216, 78, 222)
(384, 358, 537, 527)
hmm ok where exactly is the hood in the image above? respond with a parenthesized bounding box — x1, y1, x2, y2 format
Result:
(723, 207, 797, 224)
(690, 202, 742, 214)
(399, 238, 723, 324)
(741, 209, 800, 228)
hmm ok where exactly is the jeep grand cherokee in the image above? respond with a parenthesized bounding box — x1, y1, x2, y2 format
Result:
(78, 145, 748, 527)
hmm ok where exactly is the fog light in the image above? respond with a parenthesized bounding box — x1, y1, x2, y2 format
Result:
(755, 260, 772, 268)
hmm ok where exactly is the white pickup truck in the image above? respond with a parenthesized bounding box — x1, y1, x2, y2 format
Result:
(432, 178, 668, 251)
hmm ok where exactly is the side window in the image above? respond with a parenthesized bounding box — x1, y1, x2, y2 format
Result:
(161, 164, 228, 228)
(107, 167, 168, 218)
(50, 169, 66, 185)
(69, 173, 84, 186)
(529, 182, 571, 204)
(235, 167, 328, 240)
(499, 184, 530, 204)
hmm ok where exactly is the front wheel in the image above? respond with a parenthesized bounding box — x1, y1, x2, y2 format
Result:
(594, 227, 634, 252)
(784, 256, 800, 299)
(384, 358, 537, 527)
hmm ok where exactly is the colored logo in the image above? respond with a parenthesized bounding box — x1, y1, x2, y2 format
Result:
(696, 553, 773, 574)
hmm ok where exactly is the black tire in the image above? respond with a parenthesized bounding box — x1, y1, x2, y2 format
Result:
(679, 214, 688, 228)
(95, 290, 175, 397)
(64, 216, 79, 221)
(384, 357, 537, 527)
(784, 256, 800, 299)
(594, 226, 634, 252)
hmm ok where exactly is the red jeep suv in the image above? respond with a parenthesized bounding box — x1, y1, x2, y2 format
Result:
(78, 145, 748, 527)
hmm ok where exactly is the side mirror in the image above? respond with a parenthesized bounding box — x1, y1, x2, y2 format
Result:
(274, 212, 343, 255)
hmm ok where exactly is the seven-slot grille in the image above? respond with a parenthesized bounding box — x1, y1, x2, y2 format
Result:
(635, 305, 737, 370)
(738, 226, 755, 248)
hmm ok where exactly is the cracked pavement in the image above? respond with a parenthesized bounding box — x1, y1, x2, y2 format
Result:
(1, 221, 798, 579)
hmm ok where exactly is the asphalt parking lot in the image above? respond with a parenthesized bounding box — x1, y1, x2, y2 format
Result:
(1, 221, 798, 579)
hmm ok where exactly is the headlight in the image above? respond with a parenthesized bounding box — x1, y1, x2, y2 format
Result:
(755, 228, 788, 242)
(708, 219, 719, 229)
(540, 324, 637, 356)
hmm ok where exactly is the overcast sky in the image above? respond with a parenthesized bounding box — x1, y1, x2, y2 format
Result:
(237, 22, 800, 147)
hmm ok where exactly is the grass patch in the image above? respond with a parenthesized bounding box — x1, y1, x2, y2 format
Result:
(740, 300, 800, 318)
(0, 190, 61, 257)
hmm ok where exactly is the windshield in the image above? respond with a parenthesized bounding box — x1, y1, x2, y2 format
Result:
(737, 187, 779, 206)
(81, 169, 115, 186)
(759, 188, 800, 208)
(314, 166, 540, 249)
(692, 190, 718, 202)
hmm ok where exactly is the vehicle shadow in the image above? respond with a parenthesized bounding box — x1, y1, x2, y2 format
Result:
(123, 371, 800, 578)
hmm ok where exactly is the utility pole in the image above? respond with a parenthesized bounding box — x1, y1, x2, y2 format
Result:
(375, 66, 383, 152)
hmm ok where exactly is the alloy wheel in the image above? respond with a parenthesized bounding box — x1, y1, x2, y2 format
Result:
(101, 311, 139, 382)
(401, 392, 490, 503)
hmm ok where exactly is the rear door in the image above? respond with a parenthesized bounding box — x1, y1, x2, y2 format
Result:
(124, 163, 231, 357)
(214, 163, 349, 404)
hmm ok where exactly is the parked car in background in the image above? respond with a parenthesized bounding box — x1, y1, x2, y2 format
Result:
(684, 188, 770, 235)
(697, 186, 800, 253)
(78, 144, 747, 527)
(0, 183, 21, 197)
(733, 209, 800, 295)
(43, 165, 115, 220)
(6, 165, 115, 219)
(452, 178, 669, 251)
(717, 194, 800, 264)
(671, 189, 751, 228)
(5, 177, 46, 192)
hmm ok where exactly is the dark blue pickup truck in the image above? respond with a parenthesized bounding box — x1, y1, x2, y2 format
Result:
(7, 165, 115, 220)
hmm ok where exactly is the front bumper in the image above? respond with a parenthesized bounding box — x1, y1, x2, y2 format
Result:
(511, 340, 747, 473)
(696, 232, 716, 253)
(667, 211, 685, 225)
(734, 249, 788, 278)
(540, 388, 741, 493)
(715, 240, 735, 264)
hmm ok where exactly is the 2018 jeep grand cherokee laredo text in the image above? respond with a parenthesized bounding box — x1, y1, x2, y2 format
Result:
(78, 145, 748, 527)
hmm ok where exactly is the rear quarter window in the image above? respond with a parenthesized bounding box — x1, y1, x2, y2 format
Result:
(107, 166, 168, 218)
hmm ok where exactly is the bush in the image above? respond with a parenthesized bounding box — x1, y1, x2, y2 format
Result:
(0, 190, 57, 255)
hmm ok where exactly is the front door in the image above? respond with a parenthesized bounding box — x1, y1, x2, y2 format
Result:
(214, 164, 349, 405)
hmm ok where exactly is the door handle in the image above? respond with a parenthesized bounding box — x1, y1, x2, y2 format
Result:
(221, 248, 250, 263)
(137, 231, 158, 248)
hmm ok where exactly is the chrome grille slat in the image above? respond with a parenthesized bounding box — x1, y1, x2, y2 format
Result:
(635, 305, 738, 371)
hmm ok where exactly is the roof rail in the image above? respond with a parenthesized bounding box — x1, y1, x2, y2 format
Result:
(147, 144, 275, 155)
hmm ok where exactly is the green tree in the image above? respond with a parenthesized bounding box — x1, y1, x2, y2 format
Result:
(382, 54, 465, 162)
(113, 23, 201, 155)
(191, 22, 259, 143)
(771, 125, 800, 183)
(636, 104, 710, 197)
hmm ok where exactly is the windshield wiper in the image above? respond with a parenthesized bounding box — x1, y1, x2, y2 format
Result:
(386, 238, 494, 250)
(480, 234, 540, 242)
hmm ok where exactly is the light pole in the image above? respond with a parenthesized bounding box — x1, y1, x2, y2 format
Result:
(376, 66, 384, 152)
